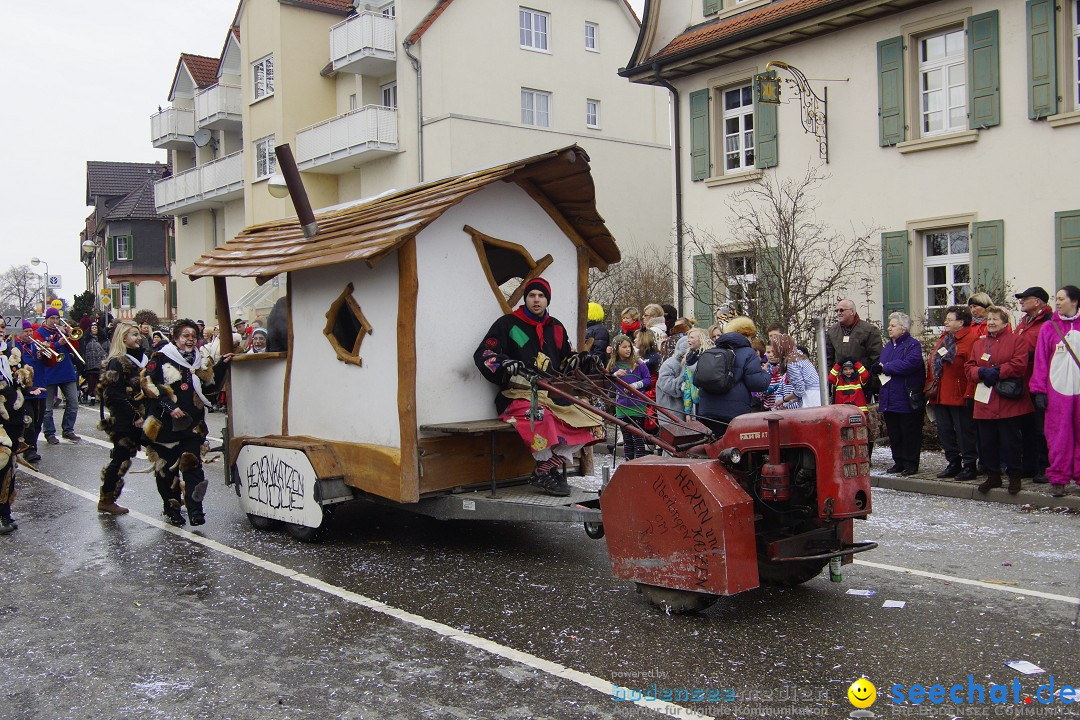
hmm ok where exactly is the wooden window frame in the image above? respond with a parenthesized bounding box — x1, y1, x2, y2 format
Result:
(465, 224, 553, 315)
(323, 282, 374, 367)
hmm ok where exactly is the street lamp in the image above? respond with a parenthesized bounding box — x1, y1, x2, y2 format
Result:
(29, 256, 49, 315)
(80, 239, 100, 312)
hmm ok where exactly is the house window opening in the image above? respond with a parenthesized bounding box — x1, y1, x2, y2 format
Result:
(726, 254, 757, 316)
(519, 8, 549, 51)
(323, 282, 373, 366)
(723, 84, 755, 171)
(918, 28, 966, 136)
(923, 227, 971, 327)
(466, 225, 552, 314)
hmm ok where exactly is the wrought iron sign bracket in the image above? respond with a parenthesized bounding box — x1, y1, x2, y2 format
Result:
(758, 61, 829, 163)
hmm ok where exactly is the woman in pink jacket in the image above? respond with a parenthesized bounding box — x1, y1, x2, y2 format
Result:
(1029, 285, 1080, 498)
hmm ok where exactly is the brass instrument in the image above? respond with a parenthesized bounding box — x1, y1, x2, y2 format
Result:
(31, 336, 63, 363)
(51, 320, 86, 366)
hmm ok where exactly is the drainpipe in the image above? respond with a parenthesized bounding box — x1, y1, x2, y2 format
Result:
(653, 64, 684, 316)
(402, 40, 424, 183)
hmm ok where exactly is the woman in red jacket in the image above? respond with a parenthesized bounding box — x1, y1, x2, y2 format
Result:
(964, 306, 1033, 495)
(925, 305, 979, 480)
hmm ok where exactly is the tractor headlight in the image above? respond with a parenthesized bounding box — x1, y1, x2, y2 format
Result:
(718, 447, 741, 465)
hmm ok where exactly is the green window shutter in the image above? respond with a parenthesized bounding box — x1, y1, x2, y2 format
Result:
(111, 287, 119, 308)
(757, 245, 784, 324)
(692, 253, 715, 323)
(688, 89, 711, 181)
(877, 36, 905, 146)
(170, 279, 178, 309)
(970, 220, 1005, 298)
(881, 231, 910, 317)
(703, 0, 720, 16)
(968, 10, 1000, 129)
(129, 282, 137, 308)
(107, 237, 116, 262)
(168, 235, 176, 262)
(754, 71, 778, 169)
(1056, 210, 1080, 290)
(127, 236, 135, 261)
(1027, 0, 1058, 120)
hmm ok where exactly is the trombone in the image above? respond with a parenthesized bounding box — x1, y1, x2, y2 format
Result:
(31, 336, 63, 363)
(54, 319, 86, 365)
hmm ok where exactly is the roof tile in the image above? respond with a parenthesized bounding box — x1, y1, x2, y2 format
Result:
(649, 0, 836, 62)
(86, 161, 169, 205)
(105, 178, 165, 221)
(181, 53, 220, 88)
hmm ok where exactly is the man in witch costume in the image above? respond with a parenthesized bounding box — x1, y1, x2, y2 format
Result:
(474, 278, 603, 496)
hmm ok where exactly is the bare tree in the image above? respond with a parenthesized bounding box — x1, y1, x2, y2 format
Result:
(588, 244, 675, 328)
(684, 166, 880, 346)
(0, 264, 43, 317)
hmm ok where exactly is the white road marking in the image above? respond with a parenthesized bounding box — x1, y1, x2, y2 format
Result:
(19, 466, 714, 720)
(74, 433, 147, 460)
(853, 559, 1080, 605)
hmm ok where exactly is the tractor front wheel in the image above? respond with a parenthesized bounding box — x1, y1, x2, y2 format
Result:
(756, 558, 829, 586)
(635, 583, 719, 614)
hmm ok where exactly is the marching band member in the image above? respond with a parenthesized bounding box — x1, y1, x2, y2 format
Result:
(95, 322, 148, 515)
(37, 308, 81, 445)
(0, 321, 35, 534)
(140, 319, 229, 526)
(13, 321, 46, 463)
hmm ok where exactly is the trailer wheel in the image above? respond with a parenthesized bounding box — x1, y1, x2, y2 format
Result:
(635, 583, 719, 614)
(285, 519, 328, 543)
(246, 513, 280, 531)
(583, 521, 605, 539)
(756, 559, 829, 586)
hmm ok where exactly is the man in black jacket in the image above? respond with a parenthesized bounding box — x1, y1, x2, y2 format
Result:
(826, 299, 883, 398)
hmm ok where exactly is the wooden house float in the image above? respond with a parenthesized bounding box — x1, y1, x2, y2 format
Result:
(185, 146, 621, 531)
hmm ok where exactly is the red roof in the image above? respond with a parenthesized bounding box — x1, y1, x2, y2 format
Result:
(650, 0, 837, 61)
(406, 0, 455, 45)
(181, 53, 221, 88)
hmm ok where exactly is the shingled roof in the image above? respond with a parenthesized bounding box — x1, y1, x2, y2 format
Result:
(181, 53, 221, 88)
(105, 178, 164, 221)
(86, 161, 169, 205)
(186, 146, 621, 282)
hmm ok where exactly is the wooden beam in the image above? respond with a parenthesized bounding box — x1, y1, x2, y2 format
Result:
(397, 238, 420, 503)
(513, 179, 608, 270)
(577, 245, 589, 350)
(282, 273, 293, 435)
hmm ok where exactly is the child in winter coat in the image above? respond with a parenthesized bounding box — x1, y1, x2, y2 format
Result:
(607, 334, 651, 460)
(830, 358, 870, 412)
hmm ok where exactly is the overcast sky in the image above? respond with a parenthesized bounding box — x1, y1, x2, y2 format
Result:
(0, 0, 646, 302)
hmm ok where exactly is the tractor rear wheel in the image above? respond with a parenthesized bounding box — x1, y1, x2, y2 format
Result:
(635, 583, 719, 614)
(756, 558, 829, 586)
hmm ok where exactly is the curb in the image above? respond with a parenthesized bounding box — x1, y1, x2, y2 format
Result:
(870, 473, 1080, 510)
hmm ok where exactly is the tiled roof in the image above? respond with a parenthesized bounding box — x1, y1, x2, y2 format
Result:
(406, 0, 454, 45)
(181, 53, 221, 88)
(186, 146, 620, 281)
(105, 178, 165, 221)
(649, 0, 838, 62)
(86, 161, 169, 205)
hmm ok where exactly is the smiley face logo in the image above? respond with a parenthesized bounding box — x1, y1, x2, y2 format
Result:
(848, 678, 876, 708)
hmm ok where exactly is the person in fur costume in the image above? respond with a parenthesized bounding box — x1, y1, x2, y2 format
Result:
(1030, 285, 1080, 498)
(0, 325, 35, 534)
(140, 319, 229, 526)
(95, 322, 149, 515)
(473, 278, 602, 497)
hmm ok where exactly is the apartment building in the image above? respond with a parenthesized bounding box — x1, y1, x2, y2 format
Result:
(151, 0, 672, 324)
(623, 0, 1079, 327)
(83, 161, 174, 320)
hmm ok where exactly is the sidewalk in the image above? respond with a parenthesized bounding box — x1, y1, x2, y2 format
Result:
(870, 446, 1080, 511)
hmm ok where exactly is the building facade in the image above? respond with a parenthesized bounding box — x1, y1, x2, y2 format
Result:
(83, 161, 174, 321)
(151, 0, 672, 325)
(623, 0, 1080, 328)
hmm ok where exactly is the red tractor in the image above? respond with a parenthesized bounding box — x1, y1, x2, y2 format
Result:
(540, 374, 877, 614)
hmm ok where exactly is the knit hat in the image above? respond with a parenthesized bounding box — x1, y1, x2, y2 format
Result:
(523, 277, 551, 303)
(20, 320, 33, 329)
(587, 302, 605, 322)
(45, 308, 60, 318)
(842, 359, 855, 370)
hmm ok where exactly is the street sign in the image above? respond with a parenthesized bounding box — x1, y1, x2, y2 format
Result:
(100, 294, 112, 306)
(50, 299, 63, 310)
(47, 274, 61, 289)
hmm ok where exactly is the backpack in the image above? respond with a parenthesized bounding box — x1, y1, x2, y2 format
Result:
(693, 346, 738, 395)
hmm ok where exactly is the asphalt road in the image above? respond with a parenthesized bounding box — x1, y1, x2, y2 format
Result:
(1, 408, 1078, 720)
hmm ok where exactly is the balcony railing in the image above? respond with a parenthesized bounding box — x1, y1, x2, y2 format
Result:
(295, 105, 397, 173)
(150, 106, 195, 149)
(195, 84, 242, 129)
(154, 150, 244, 213)
(330, 12, 396, 75)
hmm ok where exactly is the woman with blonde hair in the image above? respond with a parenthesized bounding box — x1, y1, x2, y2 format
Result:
(682, 328, 713, 415)
(95, 322, 149, 515)
(642, 303, 668, 343)
(696, 317, 770, 435)
(608, 334, 652, 459)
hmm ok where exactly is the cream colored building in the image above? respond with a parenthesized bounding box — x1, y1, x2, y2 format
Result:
(151, 0, 672, 325)
(623, 0, 1080, 328)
